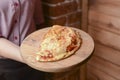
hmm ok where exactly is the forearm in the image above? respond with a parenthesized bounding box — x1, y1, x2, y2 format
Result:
(0, 38, 24, 63)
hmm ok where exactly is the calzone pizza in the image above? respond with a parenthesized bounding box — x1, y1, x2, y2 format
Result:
(36, 25, 82, 61)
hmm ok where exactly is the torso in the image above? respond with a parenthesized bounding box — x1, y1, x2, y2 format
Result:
(0, 0, 36, 45)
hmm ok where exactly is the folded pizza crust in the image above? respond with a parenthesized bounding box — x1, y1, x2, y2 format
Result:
(36, 25, 82, 62)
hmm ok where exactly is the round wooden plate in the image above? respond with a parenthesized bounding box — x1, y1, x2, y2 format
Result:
(20, 27, 94, 72)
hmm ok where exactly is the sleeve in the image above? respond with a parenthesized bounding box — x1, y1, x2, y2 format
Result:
(0, 33, 2, 38)
(0, 23, 8, 38)
(0, 33, 4, 38)
(0, 26, 8, 38)
(34, 0, 44, 25)
(0, 29, 4, 38)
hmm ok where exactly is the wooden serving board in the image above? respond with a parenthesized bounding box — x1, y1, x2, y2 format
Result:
(20, 27, 94, 72)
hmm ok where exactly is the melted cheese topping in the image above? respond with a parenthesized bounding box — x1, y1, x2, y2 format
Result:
(36, 25, 81, 61)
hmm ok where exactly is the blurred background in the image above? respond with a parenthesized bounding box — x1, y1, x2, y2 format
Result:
(40, 0, 120, 80)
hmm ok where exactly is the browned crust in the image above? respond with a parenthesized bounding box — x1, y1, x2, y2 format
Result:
(36, 25, 82, 62)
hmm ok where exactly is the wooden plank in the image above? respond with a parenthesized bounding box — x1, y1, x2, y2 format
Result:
(80, 63, 87, 80)
(88, 56, 120, 80)
(81, 0, 88, 32)
(88, 25, 120, 51)
(87, 64, 117, 80)
(80, 0, 89, 79)
(94, 42, 120, 66)
(89, 10, 120, 35)
(89, 0, 120, 18)
(87, 72, 98, 80)
(88, 1, 120, 80)
(89, 0, 120, 6)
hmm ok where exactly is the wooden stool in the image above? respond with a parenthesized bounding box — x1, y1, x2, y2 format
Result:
(20, 27, 94, 80)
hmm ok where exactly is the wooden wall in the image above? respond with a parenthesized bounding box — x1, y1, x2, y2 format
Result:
(87, 0, 120, 80)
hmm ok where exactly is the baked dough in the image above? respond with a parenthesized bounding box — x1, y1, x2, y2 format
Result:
(36, 25, 82, 61)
